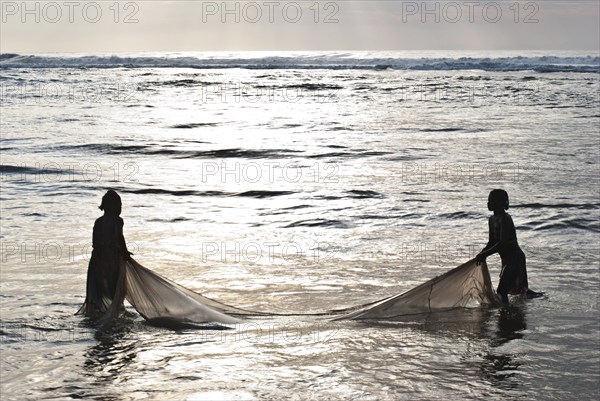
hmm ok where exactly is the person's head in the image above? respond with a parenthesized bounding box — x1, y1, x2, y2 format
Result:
(487, 189, 509, 212)
(99, 190, 122, 216)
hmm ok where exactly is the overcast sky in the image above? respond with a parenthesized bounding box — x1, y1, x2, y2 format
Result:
(1, 1, 599, 53)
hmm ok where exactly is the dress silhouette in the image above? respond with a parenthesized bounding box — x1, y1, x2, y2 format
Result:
(77, 190, 130, 317)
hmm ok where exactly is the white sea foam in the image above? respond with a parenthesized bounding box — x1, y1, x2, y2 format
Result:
(1, 51, 598, 73)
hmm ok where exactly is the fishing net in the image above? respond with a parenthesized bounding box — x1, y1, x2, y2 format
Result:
(334, 259, 499, 320)
(91, 258, 499, 326)
(97, 258, 259, 327)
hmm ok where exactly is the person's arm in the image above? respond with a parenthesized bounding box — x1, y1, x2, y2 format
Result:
(485, 214, 515, 257)
(480, 217, 494, 253)
(476, 215, 507, 263)
(92, 219, 101, 249)
(117, 218, 133, 260)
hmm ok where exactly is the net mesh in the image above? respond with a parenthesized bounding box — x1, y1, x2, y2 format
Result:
(335, 259, 499, 320)
(93, 258, 499, 326)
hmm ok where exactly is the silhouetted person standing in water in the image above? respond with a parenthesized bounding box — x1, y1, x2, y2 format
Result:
(78, 190, 132, 317)
(476, 189, 535, 304)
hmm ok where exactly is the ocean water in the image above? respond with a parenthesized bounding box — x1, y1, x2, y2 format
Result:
(1, 51, 599, 400)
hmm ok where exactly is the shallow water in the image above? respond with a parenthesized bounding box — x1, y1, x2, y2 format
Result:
(1, 52, 599, 400)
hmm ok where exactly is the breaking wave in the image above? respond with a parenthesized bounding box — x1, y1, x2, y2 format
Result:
(2, 53, 598, 73)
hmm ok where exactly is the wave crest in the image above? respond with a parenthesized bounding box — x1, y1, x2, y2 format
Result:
(2, 53, 598, 73)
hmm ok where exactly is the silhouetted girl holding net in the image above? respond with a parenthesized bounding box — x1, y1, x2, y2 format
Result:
(77, 190, 132, 317)
(76, 191, 241, 327)
(476, 189, 538, 304)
